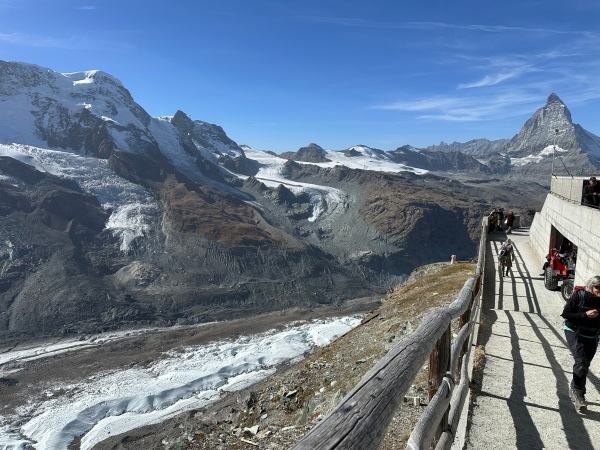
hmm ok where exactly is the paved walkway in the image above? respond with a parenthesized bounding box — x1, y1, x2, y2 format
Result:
(465, 227, 600, 450)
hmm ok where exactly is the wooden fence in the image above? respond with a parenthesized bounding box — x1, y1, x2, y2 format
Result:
(291, 218, 488, 450)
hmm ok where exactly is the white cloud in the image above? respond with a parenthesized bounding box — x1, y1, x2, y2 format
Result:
(372, 90, 546, 123)
(375, 96, 462, 112)
(458, 70, 529, 89)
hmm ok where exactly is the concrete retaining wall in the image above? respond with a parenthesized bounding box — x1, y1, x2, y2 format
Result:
(551, 175, 600, 203)
(530, 193, 600, 286)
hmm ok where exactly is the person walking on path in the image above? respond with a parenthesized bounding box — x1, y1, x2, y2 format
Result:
(488, 209, 498, 233)
(498, 239, 514, 277)
(505, 211, 515, 234)
(561, 275, 600, 412)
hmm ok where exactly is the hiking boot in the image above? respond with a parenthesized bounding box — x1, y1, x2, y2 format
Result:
(569, 386, 575, 402)
(574, 390, 587, 412)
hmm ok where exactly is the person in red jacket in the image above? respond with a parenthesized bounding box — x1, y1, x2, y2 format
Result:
(561, 275, 600, 412)
(505, 211, 515, 234)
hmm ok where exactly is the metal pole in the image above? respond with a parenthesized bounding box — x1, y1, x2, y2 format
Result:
(551, 128, 559, 178)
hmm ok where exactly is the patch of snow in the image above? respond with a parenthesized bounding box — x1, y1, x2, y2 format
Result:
(0, 317, 361, 450)
(243, 149, 349, 222)
(243, 148, 426, 222)
(510, 144, 568, 166)
(0, 144, 160, 252)
(101, 116, 118, 124)
(316, 147, 428, 175)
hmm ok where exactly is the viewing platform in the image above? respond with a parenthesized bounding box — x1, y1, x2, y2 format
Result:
(290, 176, 600, 450)
(466, 177, 600, 449)
(464, 226, 600, 449)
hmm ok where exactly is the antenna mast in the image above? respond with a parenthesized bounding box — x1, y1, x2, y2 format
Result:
(551, 128, 559, 178)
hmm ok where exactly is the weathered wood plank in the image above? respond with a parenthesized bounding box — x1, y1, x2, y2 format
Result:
(407, 376, 453, 450)
(409, 277, 483, 450)
(428, 325, 451, 400)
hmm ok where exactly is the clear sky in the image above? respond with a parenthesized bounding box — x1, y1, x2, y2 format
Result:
(1, 0, 600, 153)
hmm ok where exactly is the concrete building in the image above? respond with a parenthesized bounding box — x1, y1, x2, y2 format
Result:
(529, 175, 600, 288)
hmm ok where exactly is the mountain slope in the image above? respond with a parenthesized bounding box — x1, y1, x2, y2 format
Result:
(0, 61, 550, 343)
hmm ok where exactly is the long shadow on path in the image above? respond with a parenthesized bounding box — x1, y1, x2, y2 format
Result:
(471, 229, 598, 449)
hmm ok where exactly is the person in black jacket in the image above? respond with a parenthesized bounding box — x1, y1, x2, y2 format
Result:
(561, 275, 600, 412)
(582, 177, 600, 207)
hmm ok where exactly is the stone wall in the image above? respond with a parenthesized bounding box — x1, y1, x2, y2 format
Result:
(530, 193, 600, 286)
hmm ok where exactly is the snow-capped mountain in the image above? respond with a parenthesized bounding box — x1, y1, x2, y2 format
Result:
(503, 93, 600, 175)
(425, 93, 600, 176)
(507, 93, 600, 157)
(0, 61, 556, 342)
(0, 61, 249, 180)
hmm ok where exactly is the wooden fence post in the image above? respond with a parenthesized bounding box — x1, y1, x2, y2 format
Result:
(428, 323, 451, 441)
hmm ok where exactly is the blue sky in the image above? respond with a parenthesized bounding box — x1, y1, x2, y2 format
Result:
(1, 0, 600, 153)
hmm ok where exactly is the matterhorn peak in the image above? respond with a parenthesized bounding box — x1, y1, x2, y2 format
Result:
(503, 92, 600, 165)
(543, 92, 572, 123)
(546, 93, 564, 106)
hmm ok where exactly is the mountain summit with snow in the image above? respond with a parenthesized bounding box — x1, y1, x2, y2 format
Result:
(423, 93, 600, 175)
(0, 61, 592, 343)
(505, 93, 600, 170)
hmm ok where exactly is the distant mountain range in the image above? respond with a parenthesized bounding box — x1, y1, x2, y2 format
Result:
(424, 92, 600, 176)
(0, 61, 598, 343)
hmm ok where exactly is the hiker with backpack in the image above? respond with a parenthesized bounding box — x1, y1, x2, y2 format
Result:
(561, 275, 600, 412)
(498, 239, 514, 277)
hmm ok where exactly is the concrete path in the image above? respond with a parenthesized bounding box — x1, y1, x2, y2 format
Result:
(465, 227, 600, 450)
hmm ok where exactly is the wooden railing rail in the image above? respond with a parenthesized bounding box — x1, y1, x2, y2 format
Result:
(406, 218, 487, 450)
(291, 217, 489, 450)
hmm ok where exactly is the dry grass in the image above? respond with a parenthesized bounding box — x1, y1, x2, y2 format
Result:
(473, 345, 486, 373)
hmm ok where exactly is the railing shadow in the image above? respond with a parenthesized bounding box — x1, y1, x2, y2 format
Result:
(472, 227, 599, 450)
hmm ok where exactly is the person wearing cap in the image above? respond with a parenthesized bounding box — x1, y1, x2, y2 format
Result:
(582, 176, 600, 207)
